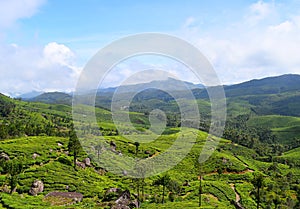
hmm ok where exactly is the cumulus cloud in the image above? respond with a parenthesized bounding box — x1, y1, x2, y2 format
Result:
(181, 0, 300, 84)
(0, 42, 80, 95)
(0, 0, 82, 95)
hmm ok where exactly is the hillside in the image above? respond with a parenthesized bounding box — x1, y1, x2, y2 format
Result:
(28, 74, 300, 117)
(29, 92, 72, 105)
(224, 74, 300, 97)
(1, 130, 300, 208)
(0, 75, 300, 208)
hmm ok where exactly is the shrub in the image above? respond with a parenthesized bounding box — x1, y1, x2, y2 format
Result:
(57, 155, 72, 166)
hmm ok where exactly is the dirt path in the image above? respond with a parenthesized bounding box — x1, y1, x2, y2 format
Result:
(230, 183, 240, 202)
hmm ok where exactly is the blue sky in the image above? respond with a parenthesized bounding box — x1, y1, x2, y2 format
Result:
(0, 0, 300, 95)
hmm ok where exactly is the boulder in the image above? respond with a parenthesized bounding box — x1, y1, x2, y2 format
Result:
(129, 199, 140, 208)
(76, 161, 86, 169)
(32, 153, 40, 159)
(122, 170, 128, 176)
(115, 190, 131, 206)
(29, 180, 44, 196)
(0, 152, 10, 161)
(1, 185, 10, 193)
(83, 158, 91, 167)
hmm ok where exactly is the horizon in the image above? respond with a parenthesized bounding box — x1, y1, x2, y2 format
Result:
(1, 1, 300, 95)
(5, 72, 300, 98)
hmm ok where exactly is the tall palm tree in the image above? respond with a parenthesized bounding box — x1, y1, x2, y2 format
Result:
(252, 173, 264, 209)
(154, 174, 171, 204)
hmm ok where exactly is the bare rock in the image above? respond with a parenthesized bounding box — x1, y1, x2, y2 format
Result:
(29, 180, 44, 196)
(83, 158, 91, 167)
(1, 185, 10, 193)
(106, 188, 121, 194)
(122, 170, 128, 176)
(32, 153, 40, 159)
(0, 152, 10, 161)
(129, 199, 140, 208)
(115, 190, 131, 206)
(76, 161, 86, 169)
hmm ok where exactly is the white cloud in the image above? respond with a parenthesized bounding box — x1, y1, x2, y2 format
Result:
(0, 0, 83, 95)
(0, 42, 81, 95)
(178, 1, 300, 85)
(246, 0, 274, 26)
(0, 0, 45, 29)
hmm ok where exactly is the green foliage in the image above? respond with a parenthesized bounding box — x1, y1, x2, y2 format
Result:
(0, 75, 300, 208)
(2, 158, 23, 193)
(68, 130, 83, 169)
(153, 174, 171, 204)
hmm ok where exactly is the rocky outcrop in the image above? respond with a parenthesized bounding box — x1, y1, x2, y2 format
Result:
(29, 180, 44, 196)
(105, 188, 139, 208)
(75, 158, 92, 169)
(115, 190, 131, 206)
(76, 161, 86, 169)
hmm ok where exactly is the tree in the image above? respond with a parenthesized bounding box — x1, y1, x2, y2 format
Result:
(167, 179, 181, 202)
(95, 143, 102, 161)
(134, 141, 140, 156)
(3, 159, 23, 194)
(194, 160, 204, 207)
(153, 174, 171, 204)
(252, 173, 264, 209)
(68, 130, 82, 169)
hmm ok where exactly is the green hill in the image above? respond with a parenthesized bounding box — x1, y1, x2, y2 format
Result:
(224, 74, 300, 97)
(0, 74, 300, 208)
(29, 92, 72, 105)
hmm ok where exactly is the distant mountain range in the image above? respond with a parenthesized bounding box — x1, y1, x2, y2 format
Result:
(99, 77, 205, 93)
(19, 74, 300, 117)
(29, 92, 72, 105)
(224, 74, 300, 97)
(18, 77, 204, 101)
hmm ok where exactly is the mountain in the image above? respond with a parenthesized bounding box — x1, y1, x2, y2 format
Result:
(0, 83, 300, 208)
(19, 91, 44, 99)
(0, 75, 300, 208)
(222, 74, 300, 117)
(224, 74, 300, 97)
(29, 92, 72, 105)
(27, 74, 300, 117)
(99, 77, 204, 93)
